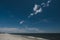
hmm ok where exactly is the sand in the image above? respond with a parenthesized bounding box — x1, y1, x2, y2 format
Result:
(0, 34, 48, 40)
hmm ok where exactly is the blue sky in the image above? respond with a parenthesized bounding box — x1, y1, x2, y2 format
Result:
(0, 0, 60, 33)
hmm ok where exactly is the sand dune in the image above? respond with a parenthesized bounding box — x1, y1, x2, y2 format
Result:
(0, 34, 48, 40)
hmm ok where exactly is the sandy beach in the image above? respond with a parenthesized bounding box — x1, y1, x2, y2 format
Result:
(0, 34, 49, 40)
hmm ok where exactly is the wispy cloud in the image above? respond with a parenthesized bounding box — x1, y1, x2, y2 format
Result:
(33, 4, 40, 12)
(34, 7, 42, 15)
(28, 4, 42, 18)
(28, 13, 34, 18)
(33, 4, 42, 15)
(28, 0, 52, 18)
(20, 0, 52, 24)
(0, 28, 18, 33)
(0, 27, 45, 33)
(41, 3, 46, 7)
(19, 20, 24, 24)
(41, 0, 52, 7)
(23, 27, 45, 33)
(47, 0, 51, 3)
(47, 0, 52, 6)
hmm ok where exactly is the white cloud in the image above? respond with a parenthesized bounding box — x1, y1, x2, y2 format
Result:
(19, 27, 45, 33)
(20, 0, 52, 24)
(30, 13, 34, 16)
(35, 7, 42, 15)
(28, 4, 42, 18)
(46, 0, 51, 6)
(47, 0, 51, 3)
(33, 4, 40, 11)
(24, 27, 44, 33)
(41, 3, 46, 7)
(0, 28, 18, 33)
(33, 4, 42, 15)
(0, 27, 45, 33)
(19, 20, 24, 24)
(41, 0, 52, 7)
(28, 13, 34, 18)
